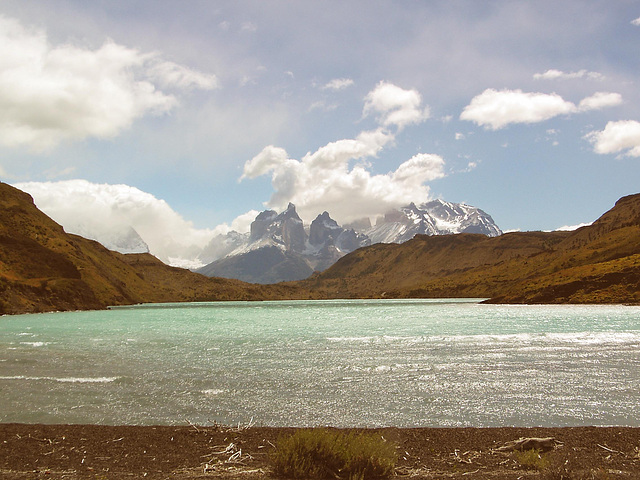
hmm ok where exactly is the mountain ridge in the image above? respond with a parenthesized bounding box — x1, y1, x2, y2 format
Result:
(295, 193, 640, 304)
(197, 200, 501, 283)
(0, 182, 301, 314)
(2, 182, 639, 314)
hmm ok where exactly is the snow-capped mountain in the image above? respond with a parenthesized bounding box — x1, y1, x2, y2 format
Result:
(196, 200, 501, 284)
(196, 205, 370, 283)
(365, 199, 501, 244)
(70, 224, 150, 255)
(306, 211, 371, 271)
(422, 199, 502, 236)
(197, 230, 249, 266)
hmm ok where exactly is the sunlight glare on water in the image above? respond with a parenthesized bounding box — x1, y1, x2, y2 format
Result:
(1, 299, 639, 427)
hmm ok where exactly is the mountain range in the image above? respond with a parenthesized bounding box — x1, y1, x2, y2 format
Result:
(295, 193, 640, 304)
(1, 181, 639, 315)
(196, 199, 501, 283)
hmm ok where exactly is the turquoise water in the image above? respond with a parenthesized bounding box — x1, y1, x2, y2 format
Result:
(1, 299, 639, 427)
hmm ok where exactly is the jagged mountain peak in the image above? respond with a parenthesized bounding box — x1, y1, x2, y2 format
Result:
(198, 199, 502, 284)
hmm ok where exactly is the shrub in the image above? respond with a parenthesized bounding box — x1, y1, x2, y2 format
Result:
(513, 448, 549, 470)
(270, 429, 397, 479)
(540, 453, 614, 480)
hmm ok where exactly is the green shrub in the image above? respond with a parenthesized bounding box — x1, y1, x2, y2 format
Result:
(513, 448, 549, 470)
(270, 429, 397, 479)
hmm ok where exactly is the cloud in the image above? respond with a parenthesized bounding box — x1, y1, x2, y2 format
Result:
(12, 180, 215, 265)
(585, 120, 640, 157)
(460, 88, 621, 130)
(308, 100, 338, 112)
(0, 15, 216, 151)
(577, 92, 622, 111)
(241, 83, 442, 224)
(555, 222, 592, 232)
(241, 141, 445, 224)
(534, 69, 604, 81)
(632, 17, 640, 26)
(363, 81, 430, 130)
(230, 210, 261, 233)
(240, 22, 257, 33)
(146, 61, 218, 90)
(321, 78, 355, 91)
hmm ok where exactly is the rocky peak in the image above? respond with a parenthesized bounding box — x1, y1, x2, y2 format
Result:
(248, 203, 306, 253)
(198, 198, 502, 284)
(420, 200, 502, 236)
(278, 204, 306, 253)
(250, 210, 278, 241)
(309, 211, 342, 247)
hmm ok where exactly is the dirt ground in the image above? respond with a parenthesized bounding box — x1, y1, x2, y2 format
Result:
(1, 424, 639, 479)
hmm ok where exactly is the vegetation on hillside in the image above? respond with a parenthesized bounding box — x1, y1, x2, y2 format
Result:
(297, 194, 640, 304)
(1, 181, 639, 314)
(0, 182, 302, 315)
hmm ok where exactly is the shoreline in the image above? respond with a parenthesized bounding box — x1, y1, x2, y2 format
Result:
(1, 423, 639, 479)
(4, 297, 640, 317)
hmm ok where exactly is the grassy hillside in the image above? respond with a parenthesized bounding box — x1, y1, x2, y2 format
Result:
(0, 183, 302, 314)
(297, 194, 640, 304)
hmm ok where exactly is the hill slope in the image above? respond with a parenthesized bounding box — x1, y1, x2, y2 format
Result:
(2, 182, 639, 313)
(0, 183, 301, 314)
(296, 194, 640, 304)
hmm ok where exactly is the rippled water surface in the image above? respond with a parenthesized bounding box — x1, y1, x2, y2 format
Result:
(1, 299, 639, 427)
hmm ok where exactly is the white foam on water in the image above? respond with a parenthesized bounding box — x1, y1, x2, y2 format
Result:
(0, 375, 119, 383)
(202, 389, 226, 395)
(19, 341, 49, 347)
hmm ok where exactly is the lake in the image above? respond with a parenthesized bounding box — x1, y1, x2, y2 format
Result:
(1, 299, 639, 427)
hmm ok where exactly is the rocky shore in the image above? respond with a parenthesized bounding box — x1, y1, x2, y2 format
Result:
(1, 424, 639, 479)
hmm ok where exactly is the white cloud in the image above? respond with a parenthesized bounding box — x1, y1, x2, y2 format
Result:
(0, 15, 216, 151)
(363, 81, 430, 130)
(206, 209, 260, 238)
(241, 141, 445, 224)
(577, 92, 622, 111)
(555, 222, 592, 232)
(308, 100, 338, 112)
(321, 78, 354, 91)
(534, 69, 604, 81)
(240, 22, 257, 33)
(460, 88, 621, 130)
(231, 210, 260, 233)
(12, 180, 215, 265)
(146, 61, 218, 90)
(241, 83, 442, 224)
(632, 17, 640, 26)
(585, 120, 640, 157)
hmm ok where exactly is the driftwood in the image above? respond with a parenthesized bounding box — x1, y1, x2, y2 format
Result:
(495, 437, 559, 453)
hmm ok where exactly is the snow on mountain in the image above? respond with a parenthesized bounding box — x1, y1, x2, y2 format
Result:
(71, 224, 149, 255)
(421, 199, 502, 236)
(196, 200, 501, 283)
(197, 230, 249, 265)
(365, 200, 501, 244)
(197, 206, 370, 282)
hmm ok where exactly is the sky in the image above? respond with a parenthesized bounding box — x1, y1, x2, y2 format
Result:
(1, 1, 640, 265)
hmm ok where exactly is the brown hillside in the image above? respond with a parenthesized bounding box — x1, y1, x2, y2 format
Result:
(0, 182, 302, 315)
(2, 181, 639, 313)
(297, 193, 640, 304)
